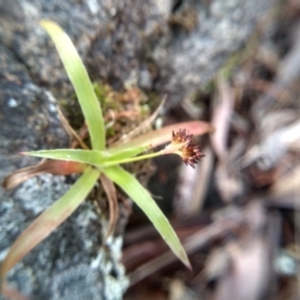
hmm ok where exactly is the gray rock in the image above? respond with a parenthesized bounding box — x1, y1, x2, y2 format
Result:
(0, 43, 127, 299)
(0, 0, 274, 102)
(0, 0, 274, 299)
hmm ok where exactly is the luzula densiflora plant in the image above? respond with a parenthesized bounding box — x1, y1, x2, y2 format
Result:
(1, 20, 213, 299)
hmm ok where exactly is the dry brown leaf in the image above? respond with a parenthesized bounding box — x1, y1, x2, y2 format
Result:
(204, 248, 231, 282)
(210, 77, 234, 161)
(168, 279, 198, 300)
(243, 118, 300, 170)
(100, 174, 119, 241)
(214, 202, 270, 300)
(57, 106, 89, 150)
(214, 238, 268, 300)
(128, 206, 245, 286)
(2, 160, 86, 190)
(270, 165, 300, 197)
(215, 138, 246, 203)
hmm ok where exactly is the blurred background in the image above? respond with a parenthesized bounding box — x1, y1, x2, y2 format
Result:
(122, 1, 300, 299)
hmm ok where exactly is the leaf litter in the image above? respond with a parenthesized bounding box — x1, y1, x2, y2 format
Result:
(124, 3, 300, 299)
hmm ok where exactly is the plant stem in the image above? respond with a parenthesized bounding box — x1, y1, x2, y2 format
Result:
(101, 151, 165, 167)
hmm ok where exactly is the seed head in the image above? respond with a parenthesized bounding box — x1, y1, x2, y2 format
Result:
(172, 129, 193, 145)
(181, 143, 205, 168)
(169, 129, 205, 168)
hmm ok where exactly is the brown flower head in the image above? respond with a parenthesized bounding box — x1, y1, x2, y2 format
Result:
(167, 128, 204, 168)
(181, 143, 205, 168)
(172, 129, 193, 145)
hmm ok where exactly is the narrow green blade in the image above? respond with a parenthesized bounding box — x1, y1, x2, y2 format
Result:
(22, 145, 148, 166)
(22, 149, 110, 164)
(40, 20, 105, 150)
(103, 165, 191, 269)
(1, 167, 99, 281)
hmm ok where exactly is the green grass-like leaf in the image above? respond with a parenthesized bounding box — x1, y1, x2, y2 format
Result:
(1, 167, 99, 283)
(103, 165, 191, 269)
(22, 149, 111, 164)
(2, 22, 196, 298)
(40, 20, 105, 150)
(22, 145, 149, 167)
